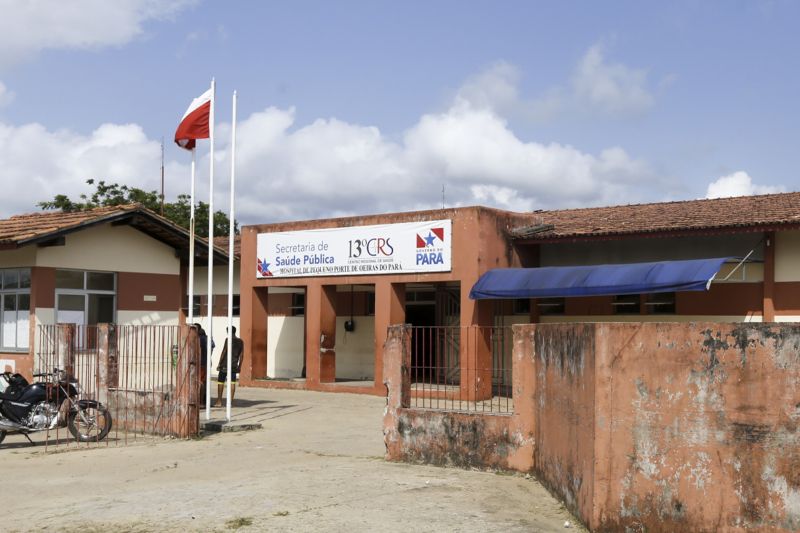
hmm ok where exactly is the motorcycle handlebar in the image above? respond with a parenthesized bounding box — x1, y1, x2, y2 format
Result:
(32, 368, 68, 379)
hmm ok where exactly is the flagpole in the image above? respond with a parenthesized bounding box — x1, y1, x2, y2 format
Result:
(189, 147, 204, 417)
(226, 90, 237, 422)
(189, 149, 196, 325)
(206, 78, 215, 422)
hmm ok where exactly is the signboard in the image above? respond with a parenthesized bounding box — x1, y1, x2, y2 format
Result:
(256, 220, 452, 278)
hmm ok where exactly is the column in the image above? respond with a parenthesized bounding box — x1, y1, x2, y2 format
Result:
(374, 280, 405, 388)
(460, 290, 494, 401)
(245, 287, 269, 382)
(764, 231, 775, 322)
(305, 283, 337, 385)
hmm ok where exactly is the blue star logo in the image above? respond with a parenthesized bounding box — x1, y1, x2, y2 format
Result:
(424, 232, 437, 246)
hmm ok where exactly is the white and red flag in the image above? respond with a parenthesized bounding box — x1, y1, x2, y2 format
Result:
(174, 88, 212, 150)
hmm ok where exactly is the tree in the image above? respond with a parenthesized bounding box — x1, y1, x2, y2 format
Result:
(38, 179, 238, 238)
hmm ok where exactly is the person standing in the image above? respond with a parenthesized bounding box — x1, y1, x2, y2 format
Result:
(215, 326, 244, 407)
(193, 323, 213, 400)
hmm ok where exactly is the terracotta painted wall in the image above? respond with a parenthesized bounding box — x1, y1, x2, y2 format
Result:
(527, 324, 597, 521)
(383, 325, 535, 472)
(591, 322, 800, 531)
(524, 322, 800, 531)
(384, 322, 800, 531)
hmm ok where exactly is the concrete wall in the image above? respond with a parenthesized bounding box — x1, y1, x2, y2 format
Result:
(36, 224, 179, 275)
(584, 322, 800, 531)
(335, 316, 375, 380)
(383, 325, 536, 473)
(241, 206, 530, 395)
(539, 233, 765, 270)
(192, 265, 241, 296)
(384, 322, 800, 532)
(775, 230, 800, 282)
(267, 316, 304, 378)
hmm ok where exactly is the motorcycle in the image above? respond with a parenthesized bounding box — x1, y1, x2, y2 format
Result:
(0, 368, 112, 445)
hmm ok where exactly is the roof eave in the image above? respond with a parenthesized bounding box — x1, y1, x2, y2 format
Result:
(511, 222, 800, 245)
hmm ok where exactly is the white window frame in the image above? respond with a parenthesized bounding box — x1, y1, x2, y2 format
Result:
(0, 268, 31, 351)
(55, 270, 117, 326)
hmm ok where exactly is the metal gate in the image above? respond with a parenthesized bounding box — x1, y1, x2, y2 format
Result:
(14, 323, 200, 450)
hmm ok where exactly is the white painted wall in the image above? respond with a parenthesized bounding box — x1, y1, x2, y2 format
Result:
(0, 247, 36, 268)
(335, 316, 375, 380)
(540, 233, 765, 267)
(192, 265, 241, 296)
(775, 231, 800, 282)
(35, 308, 55, 326)
(36, 224, 179, 275)
(714, 262, 763, 283)
(33, 309, 55, 371)
(267, 316, 305, 378)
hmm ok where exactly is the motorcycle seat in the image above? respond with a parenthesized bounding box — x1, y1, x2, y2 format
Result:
(0, 388, 24, 401)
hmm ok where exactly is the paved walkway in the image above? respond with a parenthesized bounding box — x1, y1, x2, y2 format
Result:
(2, 387, 583, 532)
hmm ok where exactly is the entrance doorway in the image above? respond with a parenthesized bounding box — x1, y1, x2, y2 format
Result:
(406, 283, 460, 383)
(334, 284, 375, 383)
(266, 287, 306, 380)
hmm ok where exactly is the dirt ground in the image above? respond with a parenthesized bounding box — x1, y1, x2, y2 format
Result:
(1, 387, 585, 532)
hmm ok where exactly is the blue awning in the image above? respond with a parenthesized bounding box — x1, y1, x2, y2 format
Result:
(469, 257, 731, 300)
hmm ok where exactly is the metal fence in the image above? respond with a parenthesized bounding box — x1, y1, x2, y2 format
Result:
(28, 324, 199, 450)
(409, 325, 513, 413)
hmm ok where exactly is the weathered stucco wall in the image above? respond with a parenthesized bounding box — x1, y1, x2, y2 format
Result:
(384, 322, 800, 532)
(589, 322, 800, 531)
(526, 323, 597, 523)
(383, 325, 535, 472)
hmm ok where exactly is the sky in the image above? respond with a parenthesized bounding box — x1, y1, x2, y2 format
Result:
(0, 1, 798, 226)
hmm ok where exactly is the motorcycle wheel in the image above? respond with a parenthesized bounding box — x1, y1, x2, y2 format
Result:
(0, 430, 5, 445)
(68, 404, 112, 442)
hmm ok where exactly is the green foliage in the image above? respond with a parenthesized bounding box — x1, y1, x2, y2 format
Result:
(38, 179, 238, 238)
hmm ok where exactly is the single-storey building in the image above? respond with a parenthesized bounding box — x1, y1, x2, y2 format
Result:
(0, 204, 231, 377)
(237, 192, 800, 397)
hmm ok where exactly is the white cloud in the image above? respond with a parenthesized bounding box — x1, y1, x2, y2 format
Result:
(202, 95, 652, 224)
(705, 171, 785, 199)
(1, 65, 655, 223)
(456, 62, 523, 113)
(571, 44, 654, 115)
(0, 0, 194, 68)
(0, 121, 160, 216)
(455, 45, 656, 122)
(0, 81, 14, 107)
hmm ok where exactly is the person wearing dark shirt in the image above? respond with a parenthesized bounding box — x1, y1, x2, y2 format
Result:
(215, 326, 244, 407)
(193, 323, 212, 400)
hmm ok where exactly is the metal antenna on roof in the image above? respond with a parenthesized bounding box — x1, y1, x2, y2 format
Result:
(160, 138, 165, 216)
(442, 184, 445, 209)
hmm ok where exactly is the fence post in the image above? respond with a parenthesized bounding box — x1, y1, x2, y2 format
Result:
(97, 324, 110, 406)
(177, 325, 199, 437)
(56, 324, 76, 376)
(383, 323, 411, 461)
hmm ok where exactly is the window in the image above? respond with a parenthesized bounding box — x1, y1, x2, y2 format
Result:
(183, 295, 202, 316)
(365, 292, 375, 316)
(513, 299, 531, 315)
(291, 293, 305, 317)
(646, 292, 676, 314)
(537, 297, 565, 315)
(1, 268, 31, 350)
(55, 269, 116, 326)
(232, 294, 240, 317)
(612, 294, 641, 315)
